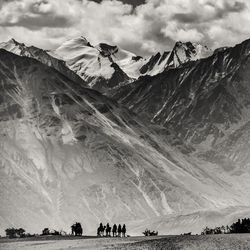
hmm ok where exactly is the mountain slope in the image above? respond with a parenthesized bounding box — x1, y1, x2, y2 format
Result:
(0, 49, 248, 235)
(0, 38, 86, 86)
(52, 38, 212, 94)
(116, 38, 250, 174)
(0, 38, 212, 97)
(140, 42, 212, 76)
(53, 37, 136, 93)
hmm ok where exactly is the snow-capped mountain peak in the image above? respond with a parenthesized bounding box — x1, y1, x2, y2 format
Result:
(7, 38, 21, 45)
(64, 36, 92, 47)
(52, 37, 143, 92)
(172, 41, 212, 67)
(0, 38, 28, 56)
(0, 37, 214, 94)
(0, 38, 87, 86)
(139, 41, 212, 76)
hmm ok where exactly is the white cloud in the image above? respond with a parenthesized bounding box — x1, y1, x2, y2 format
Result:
(0, 0, 249, 55)
(0, 0, 81, 28)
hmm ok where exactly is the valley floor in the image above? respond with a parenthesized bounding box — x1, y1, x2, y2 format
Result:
(1, 234, 250, 250)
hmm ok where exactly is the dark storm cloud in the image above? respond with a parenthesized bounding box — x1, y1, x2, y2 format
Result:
(1, 16, 73, 30)
(173, 13, 200, 23)
(224, 1, 246, 12)
(89, 0, 146, 7)
(206, 1, 246, 13)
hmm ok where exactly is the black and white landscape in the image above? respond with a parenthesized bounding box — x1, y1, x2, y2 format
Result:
(1, 0, 250, 248)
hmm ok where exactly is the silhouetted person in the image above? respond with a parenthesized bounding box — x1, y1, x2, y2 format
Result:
(106, 223, 111, 237)
(97, 223, 105, 236)
(99, 223, 103, 236)
(76, 222, 83, 236)
(118, 224, 122, 237)
(112, 224, 117, 237)
(122, 224, 126, 237)
(71, 222, 83, 236)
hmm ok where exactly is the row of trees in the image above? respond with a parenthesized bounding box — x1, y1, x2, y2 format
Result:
(5, 228, 26, 238)
(5, 226, 72, 238)
(230, 218, 250, 233)
(42, 228, 66, 236)
(142, 229, 158, 236)
(201, 218, 250, 235)
(201, 226, 229, 235)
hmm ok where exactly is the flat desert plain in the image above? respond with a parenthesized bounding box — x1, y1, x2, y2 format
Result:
(1, 234, 250, 250)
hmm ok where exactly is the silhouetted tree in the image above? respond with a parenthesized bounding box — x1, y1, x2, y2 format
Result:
(5, 228, 17, 238)
(230, 218, 250, 233)
(50, 230, 60, 235)
(17, 228, 25, 237)
(214, 227, 222, 234)
(142, 228, 158, 236)
(42, 228, 50, 235)
(201, 218, 250, 235)
(5, 228, 26, 238)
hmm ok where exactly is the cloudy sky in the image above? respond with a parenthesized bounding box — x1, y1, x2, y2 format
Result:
(0, 0, 249, 56)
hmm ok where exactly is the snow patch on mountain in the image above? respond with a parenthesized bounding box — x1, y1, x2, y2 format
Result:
(0, 38, 86, 86)
(0, 38, 213, 90)
(172, 41, 212, 67)
(54, 37, 115, 81)
(0, 38, 32, 57)
(53, 36, 147, 82)
(140, 41, 213, 76)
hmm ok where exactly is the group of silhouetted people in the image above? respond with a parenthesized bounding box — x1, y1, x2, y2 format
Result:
(71, 222, 83, 236)
(97, 223, 126, 237)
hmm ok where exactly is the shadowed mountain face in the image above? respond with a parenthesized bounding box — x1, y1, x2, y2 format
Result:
(115, 39, 250, 171)
(1, 49, 250, 235)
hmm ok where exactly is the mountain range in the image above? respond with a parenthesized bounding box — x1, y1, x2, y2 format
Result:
(0, 36, 250, 235)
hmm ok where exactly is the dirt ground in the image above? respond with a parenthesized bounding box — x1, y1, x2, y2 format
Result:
(1, 234, 250, 250)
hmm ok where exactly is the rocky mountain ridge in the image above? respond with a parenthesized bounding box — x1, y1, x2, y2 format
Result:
(0, 38, 86, 86)
(115, 38, 250, 172)
(140, 41, 212, 76)
(1, 37, 250, 235)
(1, 37, 213, 95)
